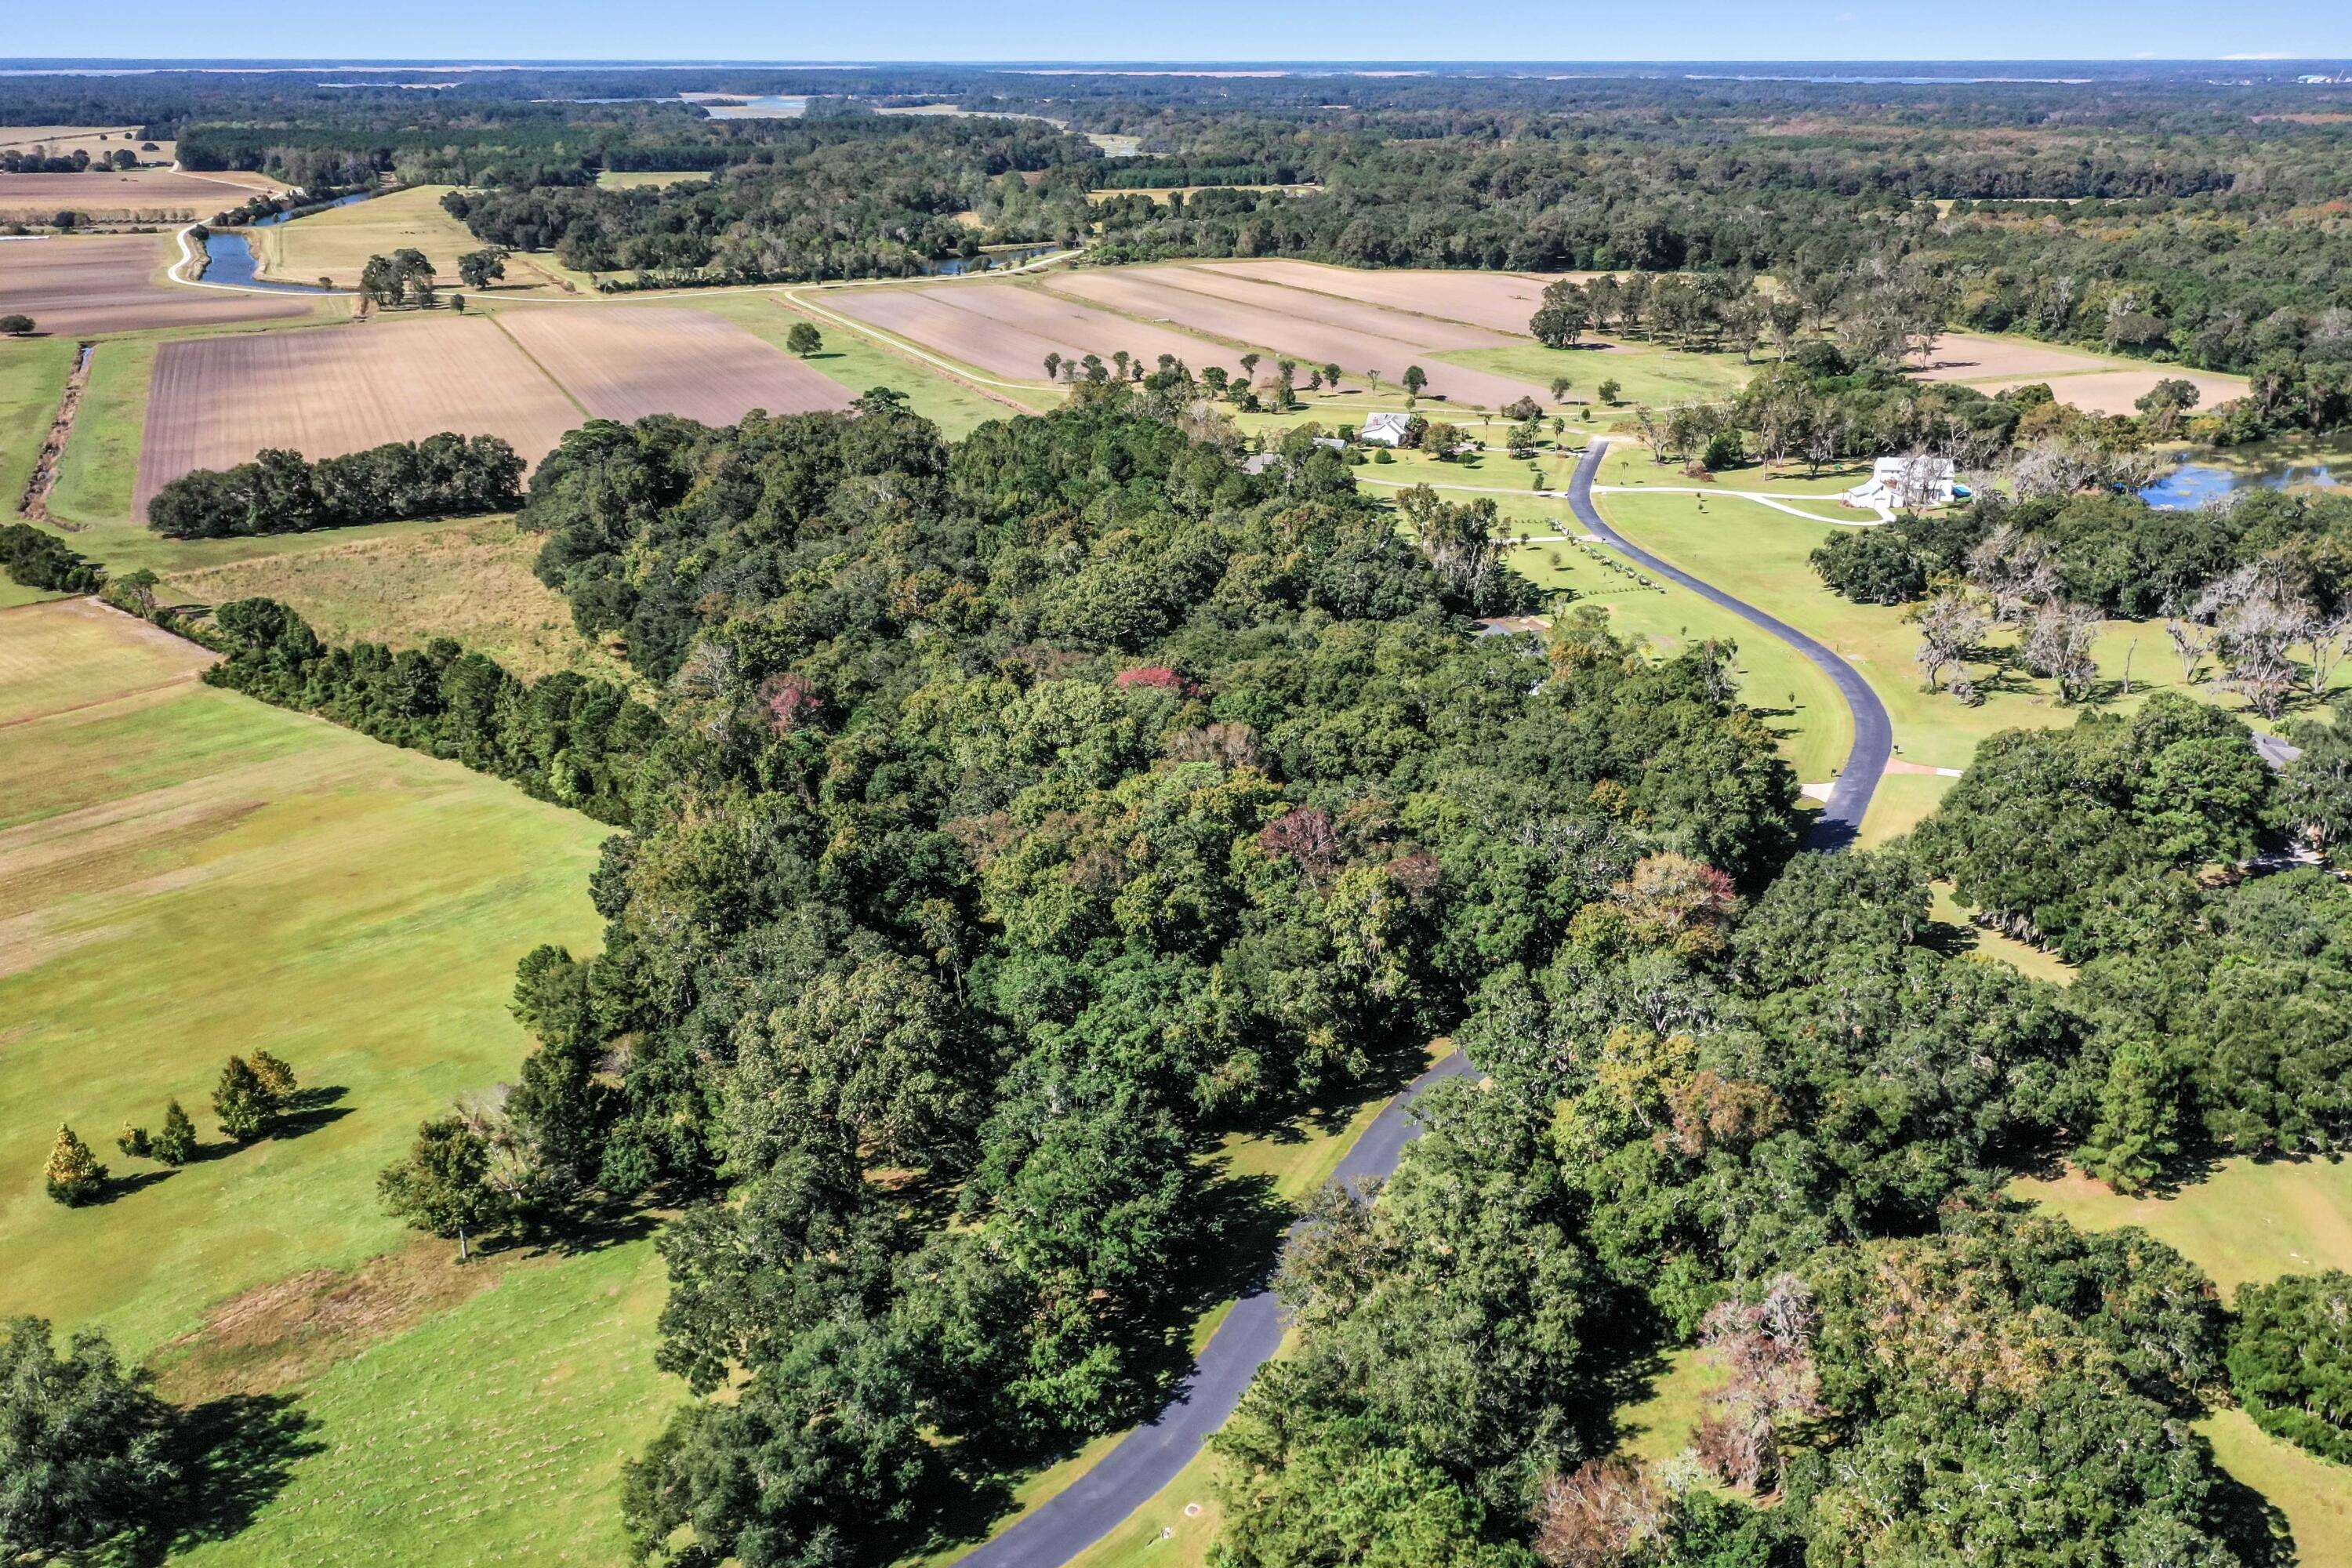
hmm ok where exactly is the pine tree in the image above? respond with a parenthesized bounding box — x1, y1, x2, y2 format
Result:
(115, 1124, 151, 1160)
(213, 1056, 273, 1142)
(153, 1100, 198, 1166)
(44, 1124, 107, 1205)
(249, 1049, 298, 1108)
(2076, 1037, 2187, 1195)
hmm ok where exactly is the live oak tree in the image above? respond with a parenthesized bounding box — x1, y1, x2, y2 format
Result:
(2229, 1271, 2352, 1465)
(456, 245, 507, 289)
(0, 1318, 178, 1563)
(785, 321, 822, 356)
(379, 1114, 509, 1261)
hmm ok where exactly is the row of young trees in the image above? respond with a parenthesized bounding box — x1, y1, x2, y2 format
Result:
(147, 434, 526, 538)
(47, 1054, 303, 1205)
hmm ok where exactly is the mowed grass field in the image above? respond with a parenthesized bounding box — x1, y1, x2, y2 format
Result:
(0, 334, 75, 505)
(0, 597, 610, 1353)
(154, 515, 633, 684)
(594, 169, 712, 189)
(247, 185, 491, 289)
(0, 597, 674, 1563)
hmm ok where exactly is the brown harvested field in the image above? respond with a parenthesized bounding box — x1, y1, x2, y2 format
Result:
(0, 233, 319, 336)
(0, 168, 279, 222)
(1041, 270, 1547, 404)
(1197, 260, 1585, 335)
(1149, 263, 1513, 350)
(495, 307, 853, 423)
(1967, 367, 2252, 417)
(0, 125, 162, 161)
(1909, 332, 2114, 382)
(133, 316, 583, 514)
(826, 281, 1221, 382)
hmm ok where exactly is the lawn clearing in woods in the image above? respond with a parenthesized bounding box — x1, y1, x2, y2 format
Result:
(154, 515, 633, 685)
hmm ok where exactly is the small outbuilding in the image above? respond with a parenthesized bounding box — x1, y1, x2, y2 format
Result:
(1358, 410, 1414, 448)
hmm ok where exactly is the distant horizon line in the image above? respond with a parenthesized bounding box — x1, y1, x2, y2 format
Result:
(2, 55, 2348, 67)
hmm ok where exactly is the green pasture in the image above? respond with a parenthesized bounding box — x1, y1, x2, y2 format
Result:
(0, 601, 609, 1354)
(594, 169, 713, 190)
(1440, 339, 1755, 410)
(0, 334, 74, 506)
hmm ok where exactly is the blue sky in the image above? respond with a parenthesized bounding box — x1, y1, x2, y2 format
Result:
(9, 0, 2347, 64)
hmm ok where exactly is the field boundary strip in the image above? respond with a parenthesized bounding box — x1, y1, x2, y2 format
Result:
(483, 311, 593, 419)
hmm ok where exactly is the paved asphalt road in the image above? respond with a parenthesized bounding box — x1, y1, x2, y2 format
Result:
(956, 441, 1887, 1566)
(953, 1050, 1477, 1568)
(1566, 439, 1893, 849)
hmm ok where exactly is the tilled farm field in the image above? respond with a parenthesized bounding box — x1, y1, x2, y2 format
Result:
(1134, 263, 1515, 349)
(132, 316, 581, 514)
(0, 232, 320, 336)
(824, 281, 1222, 382)
(1192, 260, 1584, 335)
(495, 307, 853, 423)
(1038, 270, 1548, 404)
(0, 167, 280, 222)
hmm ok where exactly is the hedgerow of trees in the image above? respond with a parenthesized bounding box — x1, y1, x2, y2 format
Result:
(147, 434, 526, 538)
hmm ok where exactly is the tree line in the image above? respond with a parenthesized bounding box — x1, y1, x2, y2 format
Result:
(201, 597, 657, 825)
(147, 434, 526, 539)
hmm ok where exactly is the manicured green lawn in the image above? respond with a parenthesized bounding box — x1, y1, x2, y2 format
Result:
(0, 335, 74, 506)
(1588, 489, 2323, 785)
(2014, 1157, 2352, 1301)
(169, 1236, 677, 1567)
(2198, 1406, 2352, 1568)
(1441, 339, 1756, 410)
(0, 599, 610, 1355)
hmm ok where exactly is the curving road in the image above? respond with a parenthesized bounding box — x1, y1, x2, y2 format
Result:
(1566, 439, 1892, 850)
(953, 1050, 1476, 1568)
(956, 438, 1889, 1568)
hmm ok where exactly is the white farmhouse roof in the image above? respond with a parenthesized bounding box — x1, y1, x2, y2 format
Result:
(1359, 411, 1414, 446)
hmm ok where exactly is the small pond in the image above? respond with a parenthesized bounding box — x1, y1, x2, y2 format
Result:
(249, 191, 376, 227)
(2139, 459, 2347, 510)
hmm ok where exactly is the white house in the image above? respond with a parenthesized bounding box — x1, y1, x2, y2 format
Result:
(1358, 411, 1414, 448)
(1844, 454, 1958, 511)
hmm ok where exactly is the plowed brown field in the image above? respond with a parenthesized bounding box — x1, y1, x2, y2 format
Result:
(133, 316, 581, 514)
(826, 282, 1218, 381)
(1195, 260, 1584, 335)
(1149, 264, 1514, 349)
(0, 233, 318, 336)
(1040, 270, 1545, 404)
(495, 307, 852, 423)
(0, 169, 279, 222)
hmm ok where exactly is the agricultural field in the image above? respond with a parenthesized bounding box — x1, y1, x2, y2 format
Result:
(0, 596, 667, 1563)
(0, 124, 162, 161)
(1913, 330, 2249, 416)
(702, 292, 1059, 430)
(1127, 263, 1512, 350)
(1196, 260, 1585, 335)
(0, 231, 322, 336)
(1040, 269, 1546, 405)
(0, 334, 74, 506)
(821, 280, 1218, 384)
(0, 167, 280, 223)
(494, 305, 852, 423)
(154, 515, 631, 684)
(247, 185, 586, 292)
(132, 314, 584, 515)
